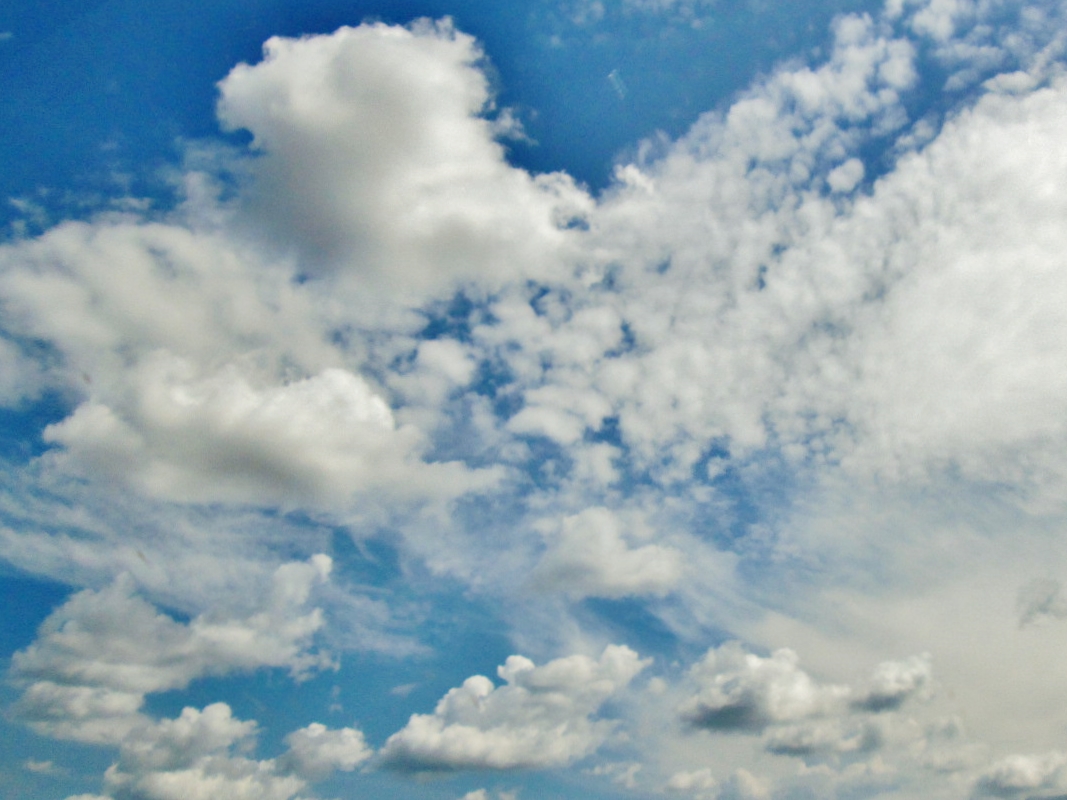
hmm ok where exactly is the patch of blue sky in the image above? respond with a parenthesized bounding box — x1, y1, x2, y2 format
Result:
(0, 717, 115, 800)
(0, 391, 70, 463)
(579, 594, 689, 659)
(0, 570, 71, 660)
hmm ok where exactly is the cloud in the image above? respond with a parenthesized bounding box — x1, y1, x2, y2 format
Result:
(530, 507, 683, 598)
(974, 751, 1067, 798)
(280, 722, 373, 779)
(379, 645, 648, 771)
(8, 556, 369, 800)
(42, 359, 489, 507)
(677, 643, 932, 769)
(8, 3, 1067, 799)
(666, 767, 717, 793)
(216, 19, 590, 303)
(10, 556, 333, 743)
(680, 643, 850, 733)
(99, 703, 311, 800)
(1017, 578, 1067, 627)
(852, 654, 932, 712)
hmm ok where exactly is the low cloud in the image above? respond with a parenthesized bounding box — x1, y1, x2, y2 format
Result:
(11, 556, 333, 743)
(531, 507, 683, 598)
(974, 751, 1067, 798)
(379, 645, 648, 771)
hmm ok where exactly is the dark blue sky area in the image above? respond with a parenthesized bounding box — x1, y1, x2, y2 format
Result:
(0, 0, 881, 230)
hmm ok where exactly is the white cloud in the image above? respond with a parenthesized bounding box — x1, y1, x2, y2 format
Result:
(680, 643, 850, 733)
(280, 722, 373, 778)
(10, 556, 332, 743)
(853, 654, 932, 712)
(974, 751, 1067, 797)
(9, 558, 369, 800)
(667, 767, 717, 793)
(531, 507, 683, 598)
(216, 19, 590, 305)
(42, 357, 489, 507)
(379, 645, 649, 771)
(9, 4, 1067, 799)
(101, 704, 309, 800)
(718, 769, 771, 800)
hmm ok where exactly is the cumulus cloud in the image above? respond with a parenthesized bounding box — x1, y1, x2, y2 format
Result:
(974, 751, 1067, 798)
(852, 654, 932, 712)
(10, 556, 333, 743)
(666, 767, 717, 793)
(99, 703, 311, 800)
(280, 722, 373, 778)
(217, 18, 590, 302)
(680, 643, 850, 733)
(9, 558, 370, 800)
(42, 358, 490, 507)
(531, 507, 683, 598)
(379, 645, 648, 771)
(678, 643, 933, 767)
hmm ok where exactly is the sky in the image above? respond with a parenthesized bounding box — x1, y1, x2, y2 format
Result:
(3, 0, 1067, 798)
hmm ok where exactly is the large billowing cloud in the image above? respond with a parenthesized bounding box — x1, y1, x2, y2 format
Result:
(216, 18, 590, 302)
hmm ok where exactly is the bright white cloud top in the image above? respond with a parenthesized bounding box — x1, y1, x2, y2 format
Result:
(3, 0, 1067, 798)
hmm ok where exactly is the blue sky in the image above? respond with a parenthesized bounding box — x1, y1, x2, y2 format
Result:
(4, 1, 1067, 799)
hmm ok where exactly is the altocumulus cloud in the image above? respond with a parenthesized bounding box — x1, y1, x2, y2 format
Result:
(4, 1, 1067, 799)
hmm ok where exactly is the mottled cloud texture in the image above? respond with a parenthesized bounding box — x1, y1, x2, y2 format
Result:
(4, 2, 1067, 799)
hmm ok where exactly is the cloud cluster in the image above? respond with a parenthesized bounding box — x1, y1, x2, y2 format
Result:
(9, 556, 371, 800)
(679, 643, 932, 764)
(11, 556, 333, 744)
(85, 703, 370, 800)
(379, 645, 649, 771)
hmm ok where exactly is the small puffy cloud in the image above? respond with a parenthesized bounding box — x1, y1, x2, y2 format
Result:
(379, 645, 649, 771)
(679, 643, 849, 733)
(531, 507, 683, 598)
(24, 758, 59, 774)
(667, 767, 717, 793)
(826, 157, 864, 193)
(852, 653, 932, 712)
(974, 751, 1067, 798)
(281, 722, 372, 778)
(718, 769, 771, 800)
(10, 556, 332, 743)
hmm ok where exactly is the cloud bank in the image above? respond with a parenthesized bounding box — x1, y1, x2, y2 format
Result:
(4, 1, 1067, 798)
